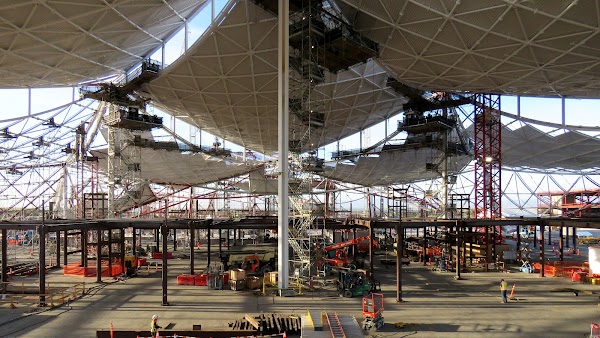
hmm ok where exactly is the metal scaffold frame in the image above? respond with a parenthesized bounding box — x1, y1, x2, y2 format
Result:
(474, 94, 502, 219)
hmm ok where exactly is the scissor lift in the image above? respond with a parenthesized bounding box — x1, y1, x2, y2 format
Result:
(362, 293, 384, 331)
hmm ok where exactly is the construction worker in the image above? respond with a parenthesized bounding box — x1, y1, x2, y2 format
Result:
(150, 314, 161, 335)
(500, 279, 508, 303)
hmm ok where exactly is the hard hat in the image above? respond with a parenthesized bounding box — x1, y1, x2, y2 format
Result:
(152, 314, 158, 320)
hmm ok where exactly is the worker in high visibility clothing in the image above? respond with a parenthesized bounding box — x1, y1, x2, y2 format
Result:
(500, 279, 508, 303)
(150, 314, 162, 335)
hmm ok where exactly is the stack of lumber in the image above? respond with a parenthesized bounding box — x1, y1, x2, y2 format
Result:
(229, 313, 301, 335)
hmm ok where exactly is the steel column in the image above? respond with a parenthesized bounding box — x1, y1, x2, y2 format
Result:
(277, 0, 290, 290)
(96, 229, 102, 283)
(39, 207, 46, 305)
(63, 230, 68, 266)
(56, 231, 61, 268)
(81, 230, 87, 267)
(173, 229, 177, 251)
(516, 225, 521, 262)
(120, 229, 125, 274)
(161, 224, 168, 306)
(207, 228, 211, 267)
(369, 226, 374, 279)
(190, 224, 195, 275)
(422, 226, 427, 265)
(108, 230, 112, 274)
(540, 222, 545, 277)
(132, 228, 137, 262)
(455, 226, 461, 280)
(1, 229, 7, 290)
(559, 224, 564, 261)
(395, 224, 403, 302)
(219, 229, 222, 255)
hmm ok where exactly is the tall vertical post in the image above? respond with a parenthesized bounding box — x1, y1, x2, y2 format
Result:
(63, 230, 68, 266)
(108, 230, 112, 274)
(455, 225, 462, 280)
(395, 223, 403, 302)
(573, 227, 577, 251)
(559, 224, 564, 261)
(173, 229, 177, 251)
(39, 203, 46, 306)
(1, 229, 7, 291)
(422, 226, 427, 265)
(161, 223, 169, 306)
(81, 230, 87, 267)
(132, 228, 137, 262)
(277, 0, 290, 290)
(516, 225, 521, 261)
(56, 231, 61, 268)
(369, 225, 374, 279)
(219, 229, 223, 255)
(96, 229, 102, 283)
(189, 223, 195, 275)
(207, 228, 212, 267)
(540, 221, 545, 277)
(120, 228, 125, 274)
(162, 200, 168, 306)
(485, 226, 489, 272)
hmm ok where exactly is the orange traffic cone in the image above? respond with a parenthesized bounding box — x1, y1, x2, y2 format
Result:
(509, 284, 516, 299)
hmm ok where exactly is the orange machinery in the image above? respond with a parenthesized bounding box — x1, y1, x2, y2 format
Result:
(361, 293, 384, 331)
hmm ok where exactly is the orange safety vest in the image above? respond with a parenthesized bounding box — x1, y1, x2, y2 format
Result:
(501, 281, 508, 291)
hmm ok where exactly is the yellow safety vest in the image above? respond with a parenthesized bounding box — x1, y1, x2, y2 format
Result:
(151, 320, 158, 333)
(501, 281, 508, 291)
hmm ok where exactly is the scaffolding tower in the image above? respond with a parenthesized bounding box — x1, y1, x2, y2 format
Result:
(474, 94, 502, 219)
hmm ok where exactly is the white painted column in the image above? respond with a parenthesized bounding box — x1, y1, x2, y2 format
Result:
(277, 0, 290, 290)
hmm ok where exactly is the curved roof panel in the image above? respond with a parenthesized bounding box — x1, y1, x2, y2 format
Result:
(145, 0, 406, 154)
(0, 0, 208, 87)
(91, 148, 263, 186)
(338, 0, 600, 98)
(320, 148, 472, 186)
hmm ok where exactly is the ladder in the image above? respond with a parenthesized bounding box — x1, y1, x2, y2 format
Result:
(325, 312, 346, 338)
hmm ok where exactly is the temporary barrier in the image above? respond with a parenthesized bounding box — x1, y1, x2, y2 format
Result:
(63, 261, 123, 277)
(152, 252, 173, 259)
(194, 274, 208, 286)
(176, 275, 195, 286)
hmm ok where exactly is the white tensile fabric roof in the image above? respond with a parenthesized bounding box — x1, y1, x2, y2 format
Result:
(1, 0, 600, 186)
(91, 148, 263, 186)
(144, 0, 406, 154)
(0, 0, 207, 87)
(338, 0, 600, 98)
(320, 149, 473, 186)
(322, 119, 600, 186)
(501, 124, 600, 171)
